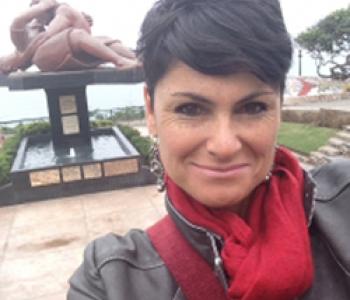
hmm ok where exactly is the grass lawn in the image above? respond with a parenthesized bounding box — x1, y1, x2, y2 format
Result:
(278, 122, 338, 155)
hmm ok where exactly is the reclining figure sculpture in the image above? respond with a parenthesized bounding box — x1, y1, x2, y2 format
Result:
(0, 0, 139, 73)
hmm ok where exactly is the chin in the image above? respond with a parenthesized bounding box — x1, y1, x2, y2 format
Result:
(191, 189, 249, 210)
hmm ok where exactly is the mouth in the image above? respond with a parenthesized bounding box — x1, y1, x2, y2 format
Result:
(190, 162, 250, 178)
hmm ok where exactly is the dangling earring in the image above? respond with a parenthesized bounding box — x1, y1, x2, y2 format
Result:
(149, 137, 165, 192)
(265, 170, 272, 182)
(265, 144, 279, 182)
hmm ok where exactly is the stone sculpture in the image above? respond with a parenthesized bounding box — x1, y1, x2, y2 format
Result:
(0, 0, 139, 73)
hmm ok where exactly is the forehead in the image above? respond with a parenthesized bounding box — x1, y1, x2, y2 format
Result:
(154, 61, 277, 99)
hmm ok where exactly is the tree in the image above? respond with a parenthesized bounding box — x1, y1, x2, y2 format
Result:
(296, 6, 350, 80)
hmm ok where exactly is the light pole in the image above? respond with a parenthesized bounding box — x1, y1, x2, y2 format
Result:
(298, 49, 303, 77)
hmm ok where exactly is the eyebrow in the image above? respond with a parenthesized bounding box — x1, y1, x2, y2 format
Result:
(171, 91, 276, 105)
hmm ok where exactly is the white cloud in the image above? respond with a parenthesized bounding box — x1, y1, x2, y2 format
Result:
(280, 0, 349, 36)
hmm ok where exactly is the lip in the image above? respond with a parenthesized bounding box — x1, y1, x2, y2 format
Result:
(190, 162, 250, 178)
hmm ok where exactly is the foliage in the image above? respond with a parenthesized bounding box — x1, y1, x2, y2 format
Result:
(278, 122, 337, 155)
(0, 134, 21, 185)
(117, 124, 152, 162)
(0, 122, 51, 186)
(112, 107, 145, 122)
(90, 106, 145, 122)
(296, 6, 350, 80)
(90, 119, 114, 128)
(17, 122, 51, 136)
(0, 126, 17, 134)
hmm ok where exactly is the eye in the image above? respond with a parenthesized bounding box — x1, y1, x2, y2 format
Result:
(237, 101, 268, 115)
(175, 103, 206, 117)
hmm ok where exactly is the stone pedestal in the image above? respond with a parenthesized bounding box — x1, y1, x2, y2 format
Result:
(45, 87, 91, 150)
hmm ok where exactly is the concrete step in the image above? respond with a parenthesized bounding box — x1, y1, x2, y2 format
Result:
(329, 137, 346, 148)
(308, 151, 331, 165)
(293, 152, 309, 164)
(329, 138, 350, 153)
(336, 131, 350, 143)
(319, 145, 341, 156)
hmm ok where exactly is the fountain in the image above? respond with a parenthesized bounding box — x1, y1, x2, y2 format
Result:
(0, 68, 154, 204)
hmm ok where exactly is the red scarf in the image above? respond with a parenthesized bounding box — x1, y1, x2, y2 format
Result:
(166, 147, 313, 300)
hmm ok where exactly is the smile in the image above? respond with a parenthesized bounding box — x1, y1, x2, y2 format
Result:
(190, 163, 250, 178)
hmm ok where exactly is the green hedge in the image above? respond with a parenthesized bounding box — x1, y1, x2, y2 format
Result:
(117, 124, 152, 162)
(0, 122, 51, 185)
(90, 119, 114, 128)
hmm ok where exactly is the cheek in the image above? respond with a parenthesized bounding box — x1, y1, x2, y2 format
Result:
(158, 128, 194, 164)
(155, 113, 203, 162)
(243, 116, 280, 161)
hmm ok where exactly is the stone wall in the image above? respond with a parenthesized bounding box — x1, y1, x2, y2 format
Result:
(282, 109, 350, 128)
(284, 92, 350, 106)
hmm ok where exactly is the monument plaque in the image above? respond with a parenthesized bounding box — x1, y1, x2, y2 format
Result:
(62, 166, 81, 182)
(62, 115, 80, 135)
(30, 169, 61, 187)
(83, 163, 102, 179)
(59, 95, 77, 114)
(104, 159, 139, 177)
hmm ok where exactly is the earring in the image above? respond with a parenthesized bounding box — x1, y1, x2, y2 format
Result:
(149, 137, 165, 192)
(265, 170, 272, 182)
(265, 145, 279, 182)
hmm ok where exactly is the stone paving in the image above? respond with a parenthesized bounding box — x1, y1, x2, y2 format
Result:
(0, 186, 165, 300)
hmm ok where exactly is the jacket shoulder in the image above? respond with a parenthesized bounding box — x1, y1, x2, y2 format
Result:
(92, 230, 164, 270)
(302, 160, 350, 300)
(68, 230, 181, 300)
(311, 158, 350, 201)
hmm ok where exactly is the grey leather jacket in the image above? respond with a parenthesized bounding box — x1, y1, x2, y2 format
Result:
(68, 159, 350, 300)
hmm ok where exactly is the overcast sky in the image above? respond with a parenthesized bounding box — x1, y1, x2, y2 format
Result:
(0, 0, 349, 55)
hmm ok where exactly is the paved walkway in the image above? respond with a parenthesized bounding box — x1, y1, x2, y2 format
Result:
(0, 186, 165, 300)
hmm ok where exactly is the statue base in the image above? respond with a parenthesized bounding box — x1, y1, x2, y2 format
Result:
(0, 67, 156, 205)
(9, 127, 155, 204)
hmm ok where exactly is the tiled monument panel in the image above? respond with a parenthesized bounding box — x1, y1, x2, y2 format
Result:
(28, 159, 139, 187)
(30, 169, 61, 187)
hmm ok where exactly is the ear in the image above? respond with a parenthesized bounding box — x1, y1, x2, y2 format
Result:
(144, 85, 157, 137)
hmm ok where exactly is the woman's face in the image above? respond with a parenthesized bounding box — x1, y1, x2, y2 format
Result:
(145, 62, 281, 212)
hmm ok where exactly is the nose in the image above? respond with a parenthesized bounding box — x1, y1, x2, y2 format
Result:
(206, 117, 242, 161)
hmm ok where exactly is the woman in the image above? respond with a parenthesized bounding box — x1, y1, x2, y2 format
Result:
(0, 0, 138, 73)
(68, 0, 350, 299)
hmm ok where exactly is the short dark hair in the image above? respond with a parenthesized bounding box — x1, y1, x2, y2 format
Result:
(137, 0, 293, 102)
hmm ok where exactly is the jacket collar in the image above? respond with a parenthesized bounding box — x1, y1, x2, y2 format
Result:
(304, 170, 317, 227)
(166, 195, 229, 288)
